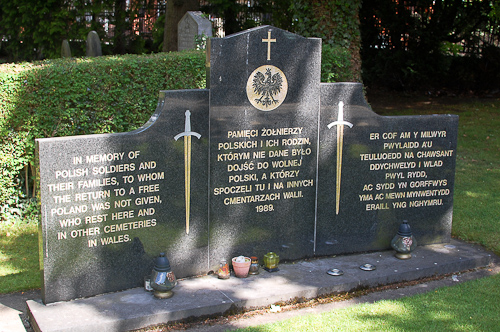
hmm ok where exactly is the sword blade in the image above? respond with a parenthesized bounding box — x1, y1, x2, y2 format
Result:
(184, 135, 192, 234)
(336, 124, 344, 215)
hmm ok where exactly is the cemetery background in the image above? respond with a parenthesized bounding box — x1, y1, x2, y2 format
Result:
(1, 0, 498, 89)
(0, 31, 498, 326)
(1, 0, 499, 223)
(0, 1, 500, 330)
(1, 0, 500, 227)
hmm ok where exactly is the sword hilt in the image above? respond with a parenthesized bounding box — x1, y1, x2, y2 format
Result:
(174, 110, 201, 140)
(327, 120, 353, 129)
(327, 101, 353, 129)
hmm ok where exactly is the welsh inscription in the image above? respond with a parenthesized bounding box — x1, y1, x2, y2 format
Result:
(360, 130, 454, 211)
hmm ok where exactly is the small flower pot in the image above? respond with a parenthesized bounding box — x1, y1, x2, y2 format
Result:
(232, 256, 251, 278)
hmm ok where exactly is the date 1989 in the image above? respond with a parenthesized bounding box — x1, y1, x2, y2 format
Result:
(255, 204, 274, 212)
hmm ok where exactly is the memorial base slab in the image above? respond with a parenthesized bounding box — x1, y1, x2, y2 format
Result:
(27, 239, 495, 332)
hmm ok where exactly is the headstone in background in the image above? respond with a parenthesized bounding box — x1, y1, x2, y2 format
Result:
(36, 26, 459, 304)
(36, 90, 209, 303)
(86, 31, 102, 57)
(61, 39, 71, 58)
(178, 11, 212, 51)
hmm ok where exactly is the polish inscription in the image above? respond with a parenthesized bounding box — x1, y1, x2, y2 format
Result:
(47, 150, 161, 247)
(213, 127, 315, 212)
(360, 130, 454, 211)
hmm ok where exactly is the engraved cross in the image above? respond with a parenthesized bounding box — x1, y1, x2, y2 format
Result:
(262, 30, 276, 61)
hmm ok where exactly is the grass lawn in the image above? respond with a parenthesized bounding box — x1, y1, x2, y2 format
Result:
(0, 221, 39, 293)
(0, 93, 499, 331)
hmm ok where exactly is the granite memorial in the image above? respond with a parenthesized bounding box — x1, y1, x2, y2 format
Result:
(36, 26, 458, 304)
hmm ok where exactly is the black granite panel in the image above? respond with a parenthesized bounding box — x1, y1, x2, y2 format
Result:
(208, 26, 322, 265)
(36, 90, 209, 303)
(36, 26, 461, 305)
(316, 83, 459, 255)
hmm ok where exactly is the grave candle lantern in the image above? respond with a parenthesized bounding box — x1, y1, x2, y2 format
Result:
(391, 220, 417, 259)
(150, 253, 177, 298)
(218, 260, 230, 279)
(248, 256, 260, 275)
(263, 252, 279, 272)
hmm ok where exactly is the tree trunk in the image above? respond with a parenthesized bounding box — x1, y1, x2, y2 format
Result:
(163, 0, 200, 52)
(113, 0, 128, 54)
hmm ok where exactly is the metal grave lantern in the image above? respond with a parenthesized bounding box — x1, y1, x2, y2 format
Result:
(150, 253, 177, 298)
(391, 220, 417, 259)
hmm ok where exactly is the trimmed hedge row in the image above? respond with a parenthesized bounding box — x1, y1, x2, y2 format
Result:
(0, 51, 206, 222)
(0, 45, 353, 222)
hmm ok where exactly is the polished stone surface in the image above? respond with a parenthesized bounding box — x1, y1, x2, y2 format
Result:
(36, 90, 209, 303)
(208, 26, 322, 265)
(316, 83, 458, 256)
(36, 26, 459, 305)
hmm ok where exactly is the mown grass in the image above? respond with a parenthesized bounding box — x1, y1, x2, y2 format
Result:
(453, 103, 500, 254)
(0, 221, 39, 293)
(237, 273, 500, 332)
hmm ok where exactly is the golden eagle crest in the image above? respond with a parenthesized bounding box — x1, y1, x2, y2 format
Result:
(246, 65, 288, 111)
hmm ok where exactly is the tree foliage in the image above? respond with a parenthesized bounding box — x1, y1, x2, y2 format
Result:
(0, 51, 206, 222)
(360, 0, 500, 91)
(288, 0, 362, 81)
(201, 0, 362, 81)
(0, 0, 159, 62)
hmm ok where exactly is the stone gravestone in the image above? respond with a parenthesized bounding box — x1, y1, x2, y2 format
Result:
(315, 84, 458, 255)
(208, 27, 321, 261)
(86, 31, 102, 57)
(61, 39, 71, 58)
(37, 91, 209, 303)
(178, 11, 212, 51)
(36, 26, 458, 304)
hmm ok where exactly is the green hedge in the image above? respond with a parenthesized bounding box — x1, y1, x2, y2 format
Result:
(0, 44, 351, 223)
(0, 51, 206, 222)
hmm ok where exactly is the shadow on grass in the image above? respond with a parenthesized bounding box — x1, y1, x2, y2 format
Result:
(0, 223, 40, 294)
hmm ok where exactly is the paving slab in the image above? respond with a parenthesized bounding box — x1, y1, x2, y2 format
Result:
(26, 239, 496, 332)
(0, 289, 40, 332)
(0, 303, 26, 332)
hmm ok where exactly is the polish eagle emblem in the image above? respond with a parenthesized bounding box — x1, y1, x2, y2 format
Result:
(246, 65, 288, 111)
(252, 68, 283, 107)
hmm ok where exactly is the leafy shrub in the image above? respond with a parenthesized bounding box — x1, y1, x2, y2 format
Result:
(0, 51, 206, 223)
(321, 44, 353, 83)
(290, 0, 362, 82)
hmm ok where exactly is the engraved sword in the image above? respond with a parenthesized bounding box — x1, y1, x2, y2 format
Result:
(327, 101, 353, 215)
(174, 110, 201, 234)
